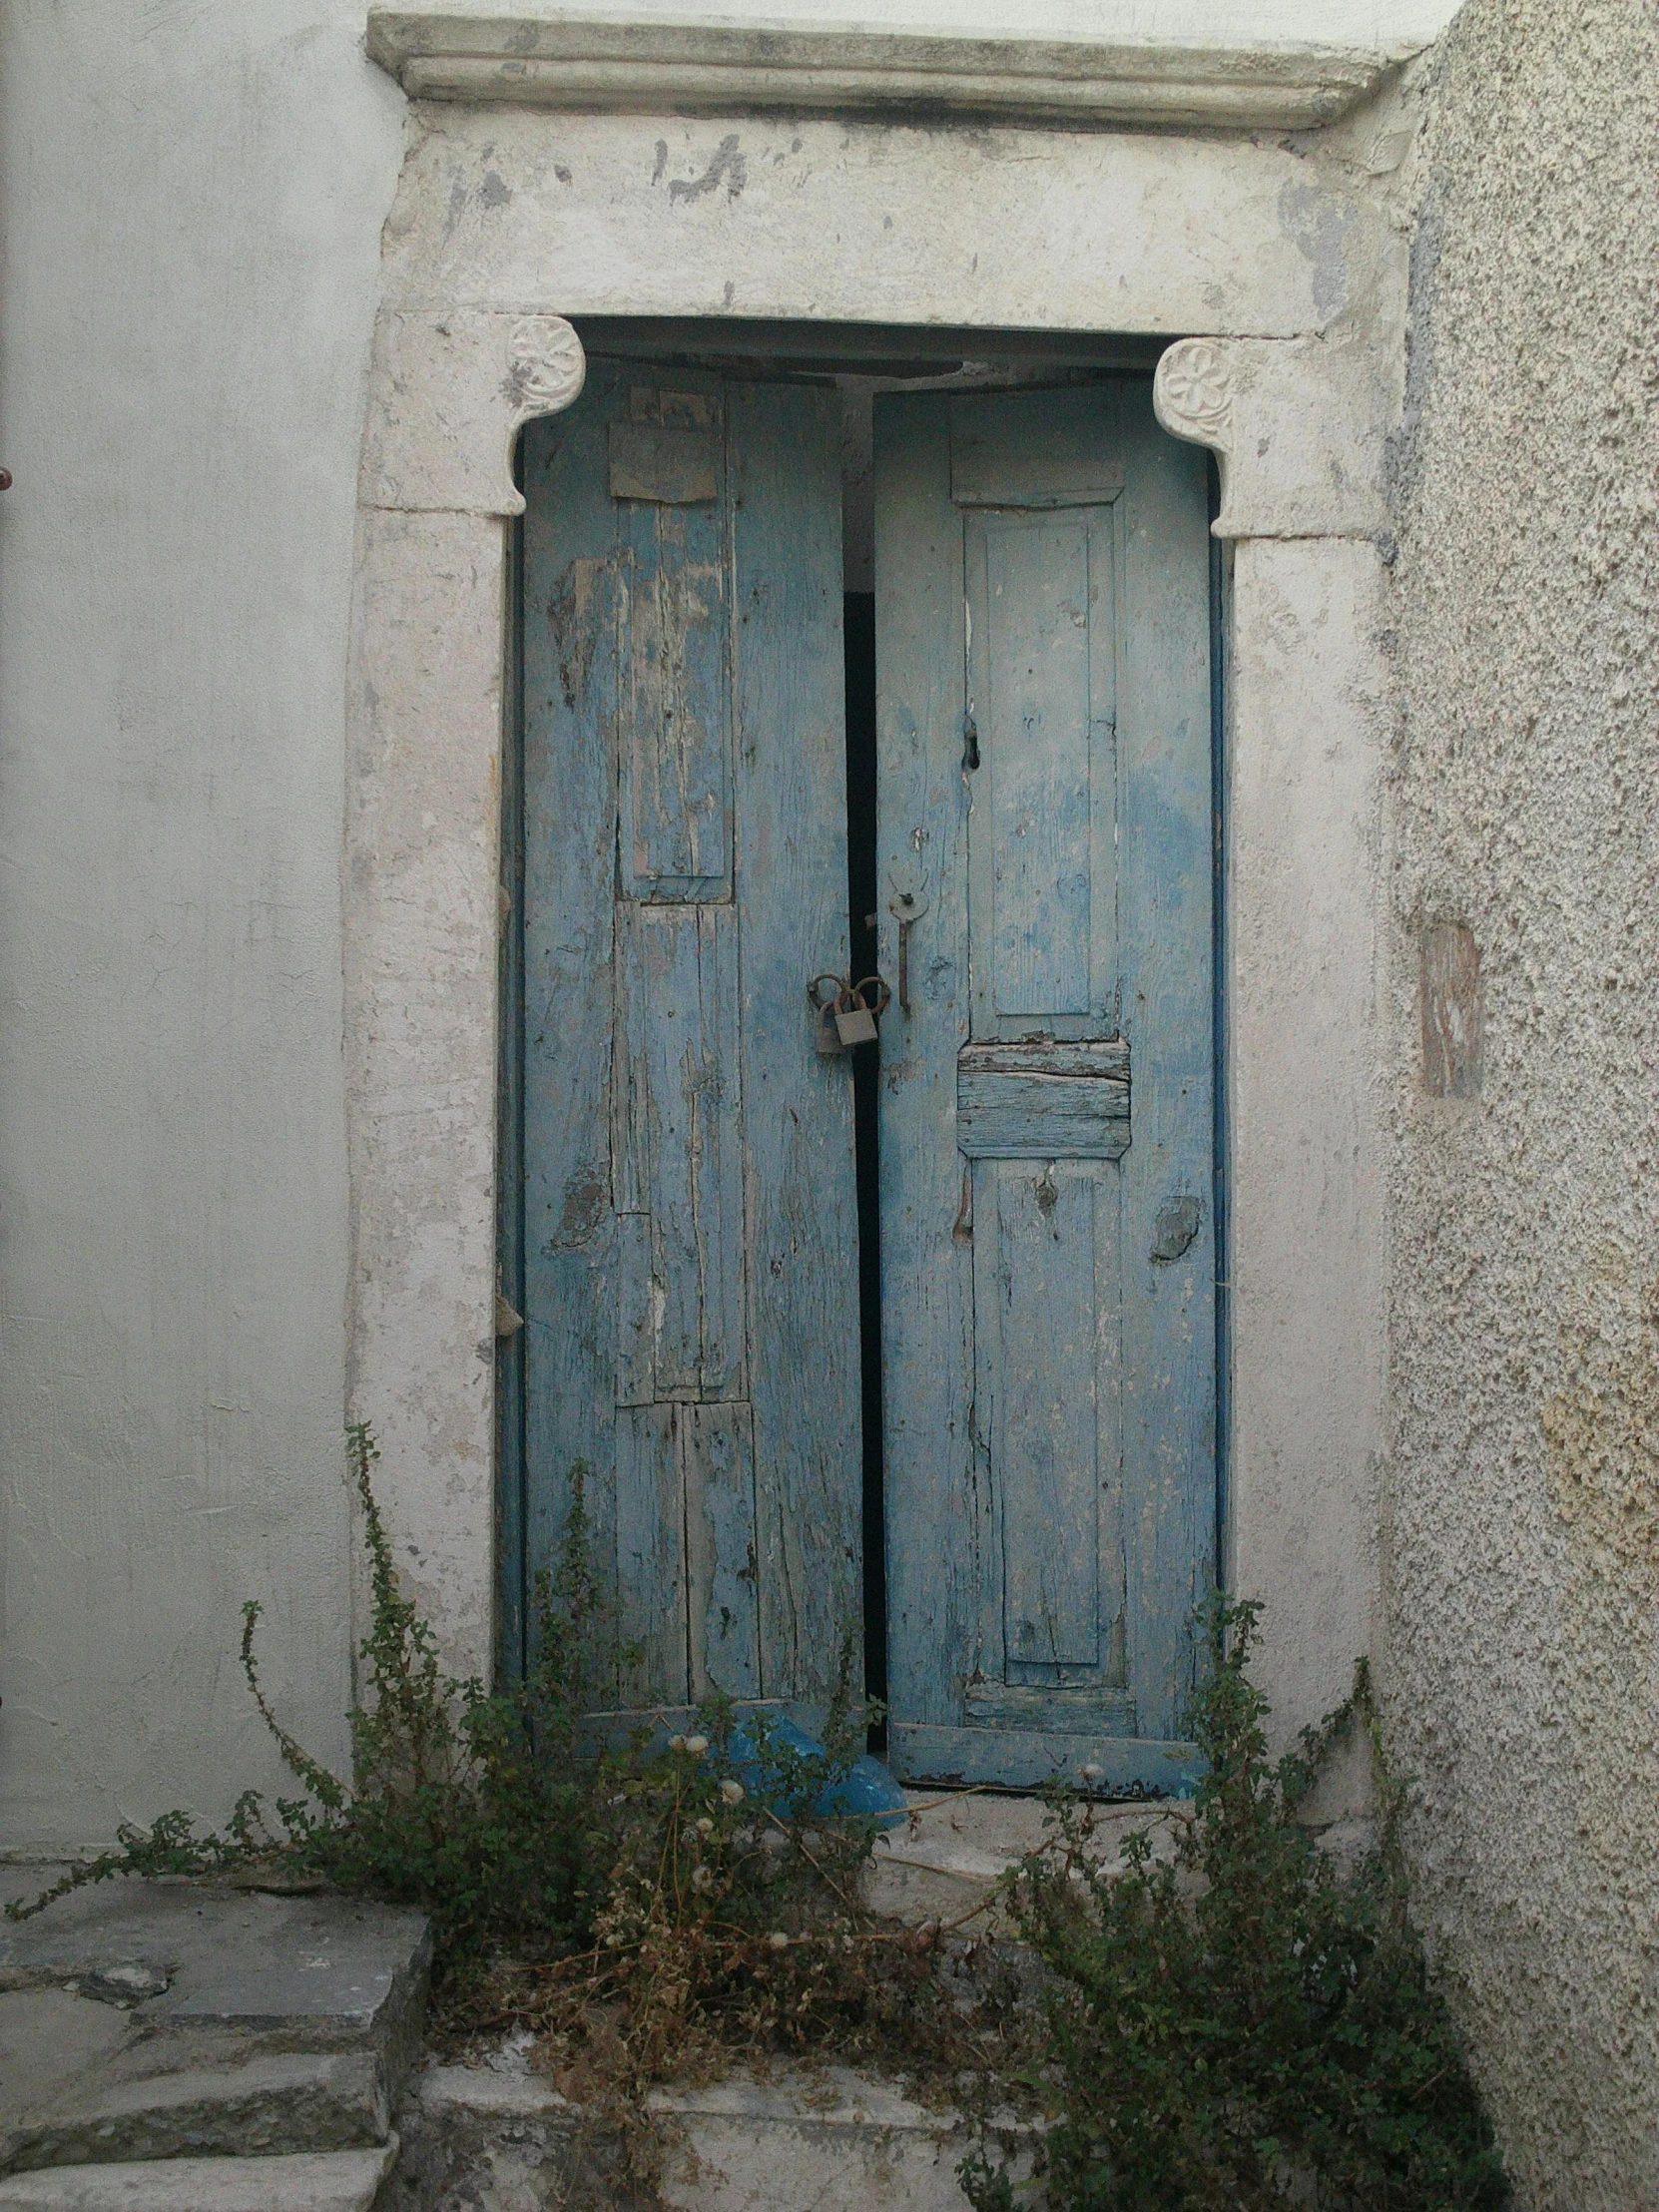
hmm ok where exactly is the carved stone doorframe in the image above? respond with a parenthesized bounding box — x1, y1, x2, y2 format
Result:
(344, 310, 586, 1681)
(343, 301, 1389, 1749)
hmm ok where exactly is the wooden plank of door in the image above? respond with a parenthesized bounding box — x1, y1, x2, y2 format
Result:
(521, 365, 858, 1722)
(684, 1401, 762, 1700)
(614, 901, 747, 1402)
(1113, 390, 1216, 1738)
(730, 379, 862, 1714)
(520, 369, 627, 1702)
(989, 1161, 1100, 1671)
(616, 422, 731, 899)
(968, 508, 1095, 1023)
(874, 392, 984, 1739)
(615, 1401, 687, 1702)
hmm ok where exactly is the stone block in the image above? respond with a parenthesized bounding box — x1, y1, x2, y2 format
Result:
(2, 2050, 388, 2174)
(0, 2141, 396, 2210)
(385, 2054, 1026, 2212)
(0, 1881, 429, 2071)
(862, 1789, 1185, 1925)
(0, 1993, 134, 2123)
(0, 1882, 430, 2176)
(656, 2067, 978, 2212)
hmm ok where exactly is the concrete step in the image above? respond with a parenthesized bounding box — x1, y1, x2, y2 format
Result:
(0, 2141, 396, 2210)
(653, 2069, 987, 2212)
(0, 1877, 429, 2178)
(1, 2048, 388, 2174)
(386, 2052, 1026, 2211)
(861, 1787, 1187, 1927)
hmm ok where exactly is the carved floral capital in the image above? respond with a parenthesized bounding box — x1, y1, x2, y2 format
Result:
(505, 316, 586, 422)
(1153, 337, 1235, 452)
(1154, 335, 1386, 542)
(361, 309, 588, 518)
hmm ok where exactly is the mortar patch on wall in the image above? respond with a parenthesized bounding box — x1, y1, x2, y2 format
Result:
(1419, 919, 1481, 1097)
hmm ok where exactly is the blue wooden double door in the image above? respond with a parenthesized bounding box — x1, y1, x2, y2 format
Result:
(512, 361, 1215, 1789)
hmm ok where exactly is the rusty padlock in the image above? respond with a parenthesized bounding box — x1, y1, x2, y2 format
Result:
(808, 973, 847, 1055)
(834, 976, 890, 1049)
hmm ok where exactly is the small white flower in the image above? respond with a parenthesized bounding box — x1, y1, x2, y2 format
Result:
(684, 1734, 710, 1757)
(1078, 1763, 1104, 1784)
(691, 1864, 715, 1893)
(668, 1734, 687, 1754)
(695, 1817, 715, 1836)
(768, 1931, 790, 1951)
(720, 1778, 746, 1806)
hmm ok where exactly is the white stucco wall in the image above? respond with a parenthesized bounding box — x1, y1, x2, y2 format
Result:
(0, 4, 404, 1850)
(1387, 0, 1659, 2198)
(0, 0, 1459, 1853)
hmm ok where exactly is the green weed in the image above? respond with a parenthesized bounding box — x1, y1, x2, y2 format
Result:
(14, 1435, 1507, 2208)
(962, 1598, 1508, 2212)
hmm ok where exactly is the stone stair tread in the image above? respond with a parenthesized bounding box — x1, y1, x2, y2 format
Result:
(0, 1877, 429, 2057)
(398, 2054, 994, 2211)
(3, 2049, 389, 2174)
(0, 2141, 396, 2210)
(648, 2063, 946, 2130)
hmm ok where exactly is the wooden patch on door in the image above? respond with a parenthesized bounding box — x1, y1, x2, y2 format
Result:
(956, 1038, 1130, 1159)
(609, 421, 720, 504)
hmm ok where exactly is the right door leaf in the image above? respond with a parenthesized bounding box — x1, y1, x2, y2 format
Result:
(875, 382, 1215, 1794)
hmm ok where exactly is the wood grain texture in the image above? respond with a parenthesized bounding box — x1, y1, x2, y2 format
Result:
(969, 509, 1095, 1020)
(615, 901, 746, 1401)
(950, 388, 1128, 509)
(1112, 381, 1216, 1739)
(521, 369, 627, 1701)
(990, 1163, 1100, 1669)
(965, 489, 1119, 1044)
(518, 369, 859, 1717)
(617, 412, 731, 900)
(1420, 920, 1482, 1098)
(878, 381, 1214, 1781)
(608, 420, 720, 505)
(890, 1722, 1201, 1796)
(729, 379, 863, 1707)
(956, 1041, 1130, 1160)
(684, 1401, 762, 1698)
(874, 394, 984, 1744)
(962, 1678, 1136, 1732)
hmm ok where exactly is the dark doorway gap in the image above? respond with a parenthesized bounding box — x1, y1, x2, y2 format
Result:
(842, 593, 887, 1751)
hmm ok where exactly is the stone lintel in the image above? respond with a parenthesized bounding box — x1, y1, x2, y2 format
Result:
(365, 11, 1410, 131)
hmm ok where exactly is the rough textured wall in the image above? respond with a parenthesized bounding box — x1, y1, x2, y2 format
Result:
(1387, 0, 1659, 2199)
(0, 5, 403, 1849)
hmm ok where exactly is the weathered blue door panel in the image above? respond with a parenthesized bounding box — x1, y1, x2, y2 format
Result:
(517, 367, 860, 1721)
(875, 383, 1215, 1792)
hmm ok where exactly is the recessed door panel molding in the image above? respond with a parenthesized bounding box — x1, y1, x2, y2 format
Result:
(877, 379, 1215, 1792)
